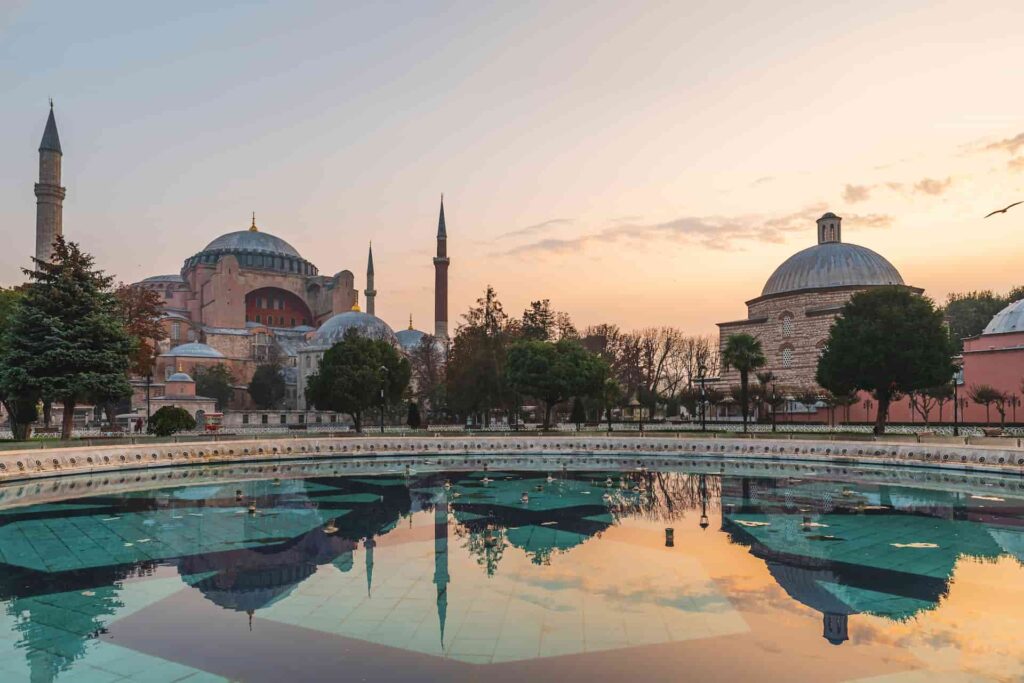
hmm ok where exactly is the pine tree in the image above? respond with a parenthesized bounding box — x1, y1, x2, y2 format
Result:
(0, 237, 134, 439)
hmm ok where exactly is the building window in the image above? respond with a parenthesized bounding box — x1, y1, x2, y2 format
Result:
(330, 414, 336, 423)
(261, 414, 268, 424)
(279, 414, 287, 424)
(782, 346, 794, 368)
(242, 414, 249, 424)
(315, 414, 322, 423)
(298, 414, 305, 424)
(781, 313, 794, 337)
(171, 322, 181, 343)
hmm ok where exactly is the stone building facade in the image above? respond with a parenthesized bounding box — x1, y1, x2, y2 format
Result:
(717, 212, 919, 391)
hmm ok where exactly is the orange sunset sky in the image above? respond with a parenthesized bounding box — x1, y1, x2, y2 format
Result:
(2, 1, 1024, 335)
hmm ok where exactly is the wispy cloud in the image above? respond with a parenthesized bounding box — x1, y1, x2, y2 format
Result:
(752, 176, 774, 186)
(985, 132, 1024, 155)
(499, 218, 573, 239)
(913, 176, 953, 195)
(498, 205, 892, 258)
(842, 184, 872, 203)
(1008, 157, 1024, 173)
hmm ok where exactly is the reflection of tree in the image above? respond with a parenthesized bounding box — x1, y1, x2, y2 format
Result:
(456, 520, 508, 576)
(607, 472, 721, 523)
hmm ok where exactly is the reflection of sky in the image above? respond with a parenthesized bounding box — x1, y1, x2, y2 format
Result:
(0, 471, 1022, 681)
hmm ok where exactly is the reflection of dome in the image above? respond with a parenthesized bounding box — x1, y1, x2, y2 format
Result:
(982, 299, 1024, 335)
(307, 310, 398, 350)
(762, 243, 905, 298)
(160, 342, 224, 359)
(167, 372, 193, 382)
(396, 328, 426, 351)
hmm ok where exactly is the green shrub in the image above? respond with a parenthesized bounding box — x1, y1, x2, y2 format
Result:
(148, 406, 196, 436)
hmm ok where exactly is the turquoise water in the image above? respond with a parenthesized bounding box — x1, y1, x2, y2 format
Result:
(0, 458, 1021, 682)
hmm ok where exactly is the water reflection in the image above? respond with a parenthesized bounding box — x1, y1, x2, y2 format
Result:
(0, 463, 1019, 681)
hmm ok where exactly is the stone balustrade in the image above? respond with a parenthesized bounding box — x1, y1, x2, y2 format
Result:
(0, 434, 1022, 484)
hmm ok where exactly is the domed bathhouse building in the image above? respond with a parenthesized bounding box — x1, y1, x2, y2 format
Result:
(133, 197, 452, 414)
(715, 212, 920, 416)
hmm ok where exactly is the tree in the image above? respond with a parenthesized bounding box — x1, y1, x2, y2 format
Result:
(506, 339, 608, 429)
(248, 363, 286, 409)
(407, 401, 422, 429)
(600, 377, 622, 431)
(148, 405, 196, 436)
(926, 384, 954, 422)
(305, 330, 411, 432)
(194, 364, 235, 411)
(817, 287, 955, 435)
(570, 396, 586, 430)
(0, 288, 38, 440)
(114, 283, 166, 377)
(0, 238, 134, 439)
(721, 333, 766, 432)
(446, 286, 517, 426)
(969, 384, 1004, 425)
(408, 334, 446, 417)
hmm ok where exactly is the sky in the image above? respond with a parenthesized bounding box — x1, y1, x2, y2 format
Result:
(3, 0, 1024, 336)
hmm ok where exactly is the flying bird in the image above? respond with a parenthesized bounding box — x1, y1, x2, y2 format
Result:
(984, 201, 1024, 218)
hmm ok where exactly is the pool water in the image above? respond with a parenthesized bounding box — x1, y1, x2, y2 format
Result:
(0, 458, 1021, 682)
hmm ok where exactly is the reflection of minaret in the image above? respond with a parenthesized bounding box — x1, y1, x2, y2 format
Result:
(433, 497, 450, 647)
(364, 243, 376, 316)
(364, 536, 376, 597)
(35, 101, 66, 263)
(823, 613, 849, 645)
(433, 195, 450, 339)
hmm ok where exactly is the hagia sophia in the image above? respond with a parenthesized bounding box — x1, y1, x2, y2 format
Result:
(20, 104, 1024, 425)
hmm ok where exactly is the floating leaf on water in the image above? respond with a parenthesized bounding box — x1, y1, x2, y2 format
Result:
(971, 495, 1005, 502)
(891, 542, 939, 549)
(735, 520, 770, 527)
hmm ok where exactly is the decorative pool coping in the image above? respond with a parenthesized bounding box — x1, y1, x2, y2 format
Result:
(0, 434, 1021, 484)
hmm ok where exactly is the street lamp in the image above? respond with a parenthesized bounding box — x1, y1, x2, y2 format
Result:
(952, 362, 963, 437)
(144, 374, 152, 422)
(769, 381, 777, 433)
(697, 363, 707, 432)
(378, 365, 389, 435)
(629, 397, 642, 433)
(699, 474, 709, 530)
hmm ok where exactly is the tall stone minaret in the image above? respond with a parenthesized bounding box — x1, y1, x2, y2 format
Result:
(35, 102, 65, 263)
(364, 243, 376, 316)
(433, 195, 450, 339)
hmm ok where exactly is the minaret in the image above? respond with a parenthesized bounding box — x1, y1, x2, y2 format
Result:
(433, 195, 450, 339)
(433, 495, 450, 648)
(35, 101, 66, 263)
(364, 536, 376, 597)
(364, 243, 376, 316)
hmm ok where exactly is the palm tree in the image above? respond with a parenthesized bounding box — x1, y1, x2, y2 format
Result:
(721, 333, 767, 432)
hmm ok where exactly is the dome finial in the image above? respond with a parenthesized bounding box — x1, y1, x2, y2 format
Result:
(250, 212, 258, 232)
(408, 314, 414, 330)
(351, 292, 361, 312)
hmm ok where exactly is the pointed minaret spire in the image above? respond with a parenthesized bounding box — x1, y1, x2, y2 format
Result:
(433, 496, 450, 648)
(364, 536, 376, 597)
(35, 102, 66, 263)
(364, 242, 376, 316)
(433, 194, 450, 340)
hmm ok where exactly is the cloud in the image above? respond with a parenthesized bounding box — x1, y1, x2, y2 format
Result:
(985, 132, 1024, 155)
(842, 184, 872, 203)
(913, 177, 953, 195)
(1008, 157, 1024, 172)
(500, 218, 573, 239)
(498, 204, 893, 258)
(752, 176, 774, 186)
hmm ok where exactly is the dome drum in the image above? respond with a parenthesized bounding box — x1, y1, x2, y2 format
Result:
(183, 230, 318, 276)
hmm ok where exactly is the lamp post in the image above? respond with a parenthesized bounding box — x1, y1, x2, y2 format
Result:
(769, 381, 777, 433)
(378, 365, 389, 435)
(952, 361, 963, 437)
(699, 474, 709, 530)
(144, 374, 152, 422)
(698, 363, 707, 432)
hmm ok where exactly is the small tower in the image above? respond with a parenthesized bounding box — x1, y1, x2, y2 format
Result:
(364, 243, 376, 316)
(433, 195, 450, 339)
(35, 101, 66, 263)
(817, 212, 841, 244)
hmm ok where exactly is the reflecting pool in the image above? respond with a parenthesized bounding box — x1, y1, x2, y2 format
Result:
(0, 457, 1022, 682)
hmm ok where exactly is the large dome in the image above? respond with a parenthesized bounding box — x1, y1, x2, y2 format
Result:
(982, 299, 1024, 335)
(202, 230, 302, 258)
(183, 220, 317, 276)
(306, 310, 398, 350)
(761, 242, 904, 298)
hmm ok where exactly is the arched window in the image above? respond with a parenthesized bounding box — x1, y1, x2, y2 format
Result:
(781, 312, 795, 337)
(781, 345, 794, 368)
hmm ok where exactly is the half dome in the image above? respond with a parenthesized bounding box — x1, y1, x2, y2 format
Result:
(160, 342, 225, 359)
(982, 299, 1024, 335)
(761, 242, 904, 298)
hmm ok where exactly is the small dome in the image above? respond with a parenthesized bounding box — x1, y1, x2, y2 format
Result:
(396, 328, 426, 351)
(306, 311, 397, 350)
(761, 242, 904, 298)
(982, 299, 1024, 335)
(160, 342, 225, 359)
(819, 212, 839, 220)
(141, 274, 185, 284)
(167, 372, 194, 382)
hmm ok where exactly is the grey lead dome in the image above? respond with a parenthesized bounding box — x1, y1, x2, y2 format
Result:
(761, 242, 905, 298)
(202, 230, 302, 259)
(983, 299, 1024, 335)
